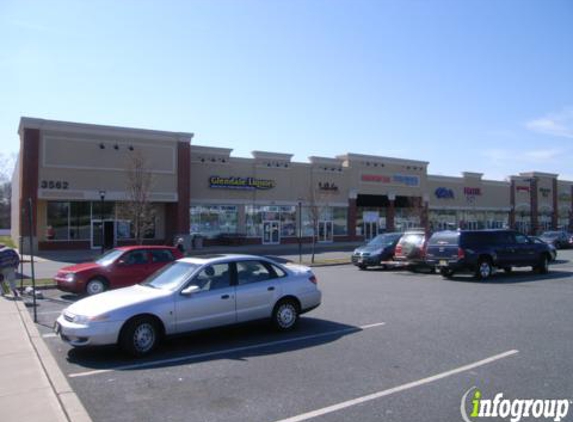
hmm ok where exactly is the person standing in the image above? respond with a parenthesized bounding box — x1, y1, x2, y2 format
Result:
(0, 244, 20, 298)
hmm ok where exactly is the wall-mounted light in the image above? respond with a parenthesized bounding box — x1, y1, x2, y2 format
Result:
(99, 143, 105, 149)
(114, 144, 119, 150)
(128, 145, 134, 151)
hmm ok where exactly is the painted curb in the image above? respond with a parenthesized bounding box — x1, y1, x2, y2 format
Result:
(16, 301, 92, 422)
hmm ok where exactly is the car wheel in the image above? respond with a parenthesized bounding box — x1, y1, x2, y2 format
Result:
(86, 278, 107, 296)
(272, 299, 299, 331)
(475, 259, 493, 280)
(503, 267, 512, 274)
(534, 254, 549, 274)
(120, 316, 160, 357)
(440, 268, 454, 278)
(358, 264, 367, 271)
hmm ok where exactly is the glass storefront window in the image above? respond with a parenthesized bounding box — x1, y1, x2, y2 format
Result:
(47, 202, 69, 240)
(280, 206, 296, 237)
(190, 205, 238, 238)
(70, 202, 90, 240)
(92, 201, 115, 220)
(333, 207, 348, 236)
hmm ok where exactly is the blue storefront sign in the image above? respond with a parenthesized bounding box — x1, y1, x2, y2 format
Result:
(435, 187, 455, 199)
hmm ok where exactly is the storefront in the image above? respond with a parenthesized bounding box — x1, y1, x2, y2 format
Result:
(12, 117, 573, 251)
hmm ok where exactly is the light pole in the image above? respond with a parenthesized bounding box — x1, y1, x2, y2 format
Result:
(99, 190, 106, 255)
(298, 200, 303, 263)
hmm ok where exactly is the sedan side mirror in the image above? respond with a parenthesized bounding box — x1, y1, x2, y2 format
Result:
(181, 285, 200, 296)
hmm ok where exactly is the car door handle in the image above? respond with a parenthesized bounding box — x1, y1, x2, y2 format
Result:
(267, 286, 275, 291)
(221, 294, 232, 300)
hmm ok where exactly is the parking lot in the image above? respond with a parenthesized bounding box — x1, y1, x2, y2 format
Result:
(27, 251, 573, 422)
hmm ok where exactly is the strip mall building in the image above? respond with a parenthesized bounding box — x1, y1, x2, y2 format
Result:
(11, 117, 573, 251)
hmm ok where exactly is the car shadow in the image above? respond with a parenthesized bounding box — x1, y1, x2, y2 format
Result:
(440, 269, 573, 284)
(65, 317, 366, 371)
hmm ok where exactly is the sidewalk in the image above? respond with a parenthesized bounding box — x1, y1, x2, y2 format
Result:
(0, 296, 91, 422)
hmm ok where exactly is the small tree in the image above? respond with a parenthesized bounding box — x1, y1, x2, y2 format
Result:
(0, 153, 16, 230)
(117, 152, 155, 245)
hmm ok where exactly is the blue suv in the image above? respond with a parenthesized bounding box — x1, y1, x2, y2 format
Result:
(425, 230, 552, 280)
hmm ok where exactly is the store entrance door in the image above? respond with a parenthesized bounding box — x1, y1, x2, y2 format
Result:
(363, 222, 378, 240)
(318, 221, 333, 243)
(262, 221, 280, 244)
(92, 220, 115, 250)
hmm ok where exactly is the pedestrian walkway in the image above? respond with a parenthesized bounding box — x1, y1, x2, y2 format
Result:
(0, 296, 91, 422)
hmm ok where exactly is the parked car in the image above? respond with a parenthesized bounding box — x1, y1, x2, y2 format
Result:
(425, 230, 552, 280)
(393, 230, 433, 271)
(54, 246, 184, 296)
(530, 236, 557, 262)
(539, 231, 570, 249)
(54, 254, 322, 356)
(351, 232, 403, 270)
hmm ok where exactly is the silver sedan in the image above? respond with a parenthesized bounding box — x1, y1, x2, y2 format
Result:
(55, 254, 322, 356)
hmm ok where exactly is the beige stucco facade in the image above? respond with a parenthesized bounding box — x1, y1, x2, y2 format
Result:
(12, 117, 573, 250)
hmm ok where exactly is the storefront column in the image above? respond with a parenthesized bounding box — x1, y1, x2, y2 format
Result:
(20, 128, 40, 253)
(530, 177, 538, 235)
(552, 179, 558, 230)
(347, 192, 357, 240)
(387, 193, 395, 232)
(166, 141, 191, 241)
(509, 180, 516, 230)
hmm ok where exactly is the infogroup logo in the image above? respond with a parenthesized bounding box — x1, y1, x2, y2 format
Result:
(461, 387, 571, 422)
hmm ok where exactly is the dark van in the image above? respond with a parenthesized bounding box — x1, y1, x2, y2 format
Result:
(425, 230, 552, 280)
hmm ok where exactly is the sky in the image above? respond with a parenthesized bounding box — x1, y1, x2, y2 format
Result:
(1, 0, 572, 181)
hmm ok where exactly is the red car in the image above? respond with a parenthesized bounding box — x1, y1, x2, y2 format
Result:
(54, 246, 184, 295)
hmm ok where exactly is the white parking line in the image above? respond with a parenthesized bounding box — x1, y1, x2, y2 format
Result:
(68, 322, 386, 378)
(273, 349, 519, 422)
(42, 333, 58, 338)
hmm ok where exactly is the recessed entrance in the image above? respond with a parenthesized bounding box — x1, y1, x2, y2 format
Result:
(91, 220, 115, 250)
(262, 221, 280, 244)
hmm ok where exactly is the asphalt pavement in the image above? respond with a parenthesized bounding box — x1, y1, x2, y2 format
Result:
(25, 250, 573, 422)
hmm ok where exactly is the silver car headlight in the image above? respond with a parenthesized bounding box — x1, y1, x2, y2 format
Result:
(65, 273, 76, 282)
(72, 314, 110, 324)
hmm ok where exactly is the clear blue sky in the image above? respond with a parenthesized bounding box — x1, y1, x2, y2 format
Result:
(1, 0, 572, 181)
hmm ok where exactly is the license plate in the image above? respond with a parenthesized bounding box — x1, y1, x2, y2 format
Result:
(439, 260, 448, 267)
(54, 322, 61, 335)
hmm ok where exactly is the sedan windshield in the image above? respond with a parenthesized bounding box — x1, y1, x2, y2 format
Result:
(95, 249, 124, 266)
(141, 262, 199, 291)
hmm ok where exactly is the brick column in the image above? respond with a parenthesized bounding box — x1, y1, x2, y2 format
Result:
(421, 195, 429, 235)
(387, 194, 395, 232)
(165, 141, 191, 242)
(530, 178, 538, 235)
(509, 180, 516, 229)
(20, 128, 40, 241)
(347, 197, 357, 240)
(552, 178, 558, 229)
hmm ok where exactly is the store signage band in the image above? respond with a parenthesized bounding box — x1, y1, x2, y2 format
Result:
(361, 173, 419, 187)
(209, 176, 275, 190)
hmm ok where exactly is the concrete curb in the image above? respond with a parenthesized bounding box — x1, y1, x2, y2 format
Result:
(16, 301, 92, 422)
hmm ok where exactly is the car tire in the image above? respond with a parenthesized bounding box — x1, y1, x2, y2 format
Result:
(440, 268, 454, 278)
(358, 265, 367, 271)
(475, 259, 493, 280)
(120, 316, 160, 357)
(534, 254, 549, 274)
(86, 277, 107, 296)
(272, 299, 299, 331)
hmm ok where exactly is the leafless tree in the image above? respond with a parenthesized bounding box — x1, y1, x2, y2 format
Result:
(117, 151, 155, 245)
(0, 153, 16, 229)
(306, 182, 328, 264)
